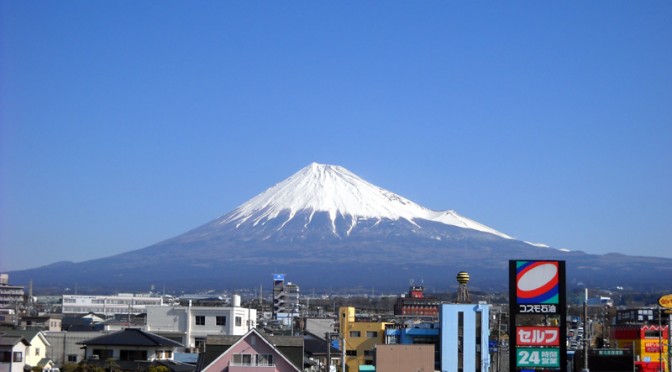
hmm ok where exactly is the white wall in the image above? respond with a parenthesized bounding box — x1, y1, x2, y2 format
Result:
(146, 305, 257, 349)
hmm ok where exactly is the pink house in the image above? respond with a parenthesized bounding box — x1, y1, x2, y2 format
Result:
(201, 329, 301, 372)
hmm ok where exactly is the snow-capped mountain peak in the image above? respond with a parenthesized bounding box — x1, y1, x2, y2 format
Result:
(222, 162, 511, 239)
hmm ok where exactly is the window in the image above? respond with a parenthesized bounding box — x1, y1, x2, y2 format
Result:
(67, 354, 78, 362)
(346, 350, 357, 356)
(120, 350, 147, 361)
(216, 316, 226, 326)
(364, 350, 373, 357)
(349, 331, 361, 337)
(156, 351, 172, 360)
(366, 331, 378, 338)
(13, 352, 22, 363)
(235, 316, 242, 327)
(233, 354, 253, 365)
(195, 338, 206, 352)
(195, 315, 205, 325)
(35, 347, 40, 356)
(93, 349, 114, 360)
(256, 354, 274, 366)
(1, 351, 11, 362)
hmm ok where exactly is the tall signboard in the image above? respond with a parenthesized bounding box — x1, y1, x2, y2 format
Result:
(510, 260, 567, 372)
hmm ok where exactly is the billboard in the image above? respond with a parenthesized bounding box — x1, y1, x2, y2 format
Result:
(511, 260, 564, 314)
(509, 260, 567, 372)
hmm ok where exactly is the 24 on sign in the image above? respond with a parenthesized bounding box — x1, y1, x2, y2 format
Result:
(516, 348, 560, 368)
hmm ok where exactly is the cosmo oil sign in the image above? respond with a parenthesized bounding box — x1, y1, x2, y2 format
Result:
(511, 260, 565, 314)
(509, 260, 567, 372)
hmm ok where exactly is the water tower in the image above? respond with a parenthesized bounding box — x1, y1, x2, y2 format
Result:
(456, 271, 471, 303)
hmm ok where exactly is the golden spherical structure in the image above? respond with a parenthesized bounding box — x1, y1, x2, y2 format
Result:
(456, 271, 470, 284)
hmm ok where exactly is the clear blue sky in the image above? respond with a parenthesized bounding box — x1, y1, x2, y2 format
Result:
(1, 1, 671, 271)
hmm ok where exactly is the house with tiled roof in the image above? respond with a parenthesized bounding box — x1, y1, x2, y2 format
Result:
(198, 328, 302, 372)
(0, 334, 30, 372)
(78, 328, 185, 371)
(0, 329, 53, 371)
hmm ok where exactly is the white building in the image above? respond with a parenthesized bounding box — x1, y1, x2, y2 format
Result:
(145, 296, 256, 352)
(0, 334, 30, 372)
(61, 293, 163, 316)
(0, 274, 24, 310)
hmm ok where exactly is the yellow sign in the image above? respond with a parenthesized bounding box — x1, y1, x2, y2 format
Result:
(658, 294, 672, 309)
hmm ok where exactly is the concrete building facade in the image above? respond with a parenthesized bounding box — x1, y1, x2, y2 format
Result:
(61, 293, 163, 316)
(338, 307, 392, 372)
(146, 300, 256, 352)
(440, 303, 490, 372)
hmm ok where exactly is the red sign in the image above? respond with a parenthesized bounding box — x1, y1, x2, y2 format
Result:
(517, 326, 561, 346)
(645, 342, 662, 353)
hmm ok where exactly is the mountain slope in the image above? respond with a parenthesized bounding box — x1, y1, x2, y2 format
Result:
(9, 163, 672, 293)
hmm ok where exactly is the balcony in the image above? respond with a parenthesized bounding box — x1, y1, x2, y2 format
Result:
(229, 361, 276, 371)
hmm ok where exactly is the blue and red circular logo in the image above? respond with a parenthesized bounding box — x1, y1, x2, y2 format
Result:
(516, 261, 559, 304)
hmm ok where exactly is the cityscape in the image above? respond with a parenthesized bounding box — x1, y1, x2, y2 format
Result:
(2, 2, 671, 372)
(1, 267, 670, 372)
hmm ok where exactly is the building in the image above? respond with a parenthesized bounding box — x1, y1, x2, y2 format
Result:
(384, 321, 440, 369)
(374, 344, 434, 372)
(78, 328, 184, 370)
(0, 334, 30, 372)
(303, 331, 340, 372)
(439, 303, 491, 372)
(611, 324, 669, 372)
(272, 275, 300, 324)
(339, 306, 392, 371)
(62, 293, 163, 316)
(19, 314, 62, 331)
(199, 328, 303, 372)
(44, 331, 104, 366)
(0, 274, 24, 311)
(0, 329, 52, 371)
(146, 296, 256, 352)
(393, 286, 441, 317)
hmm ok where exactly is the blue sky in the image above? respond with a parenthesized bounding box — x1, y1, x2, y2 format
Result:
(1, 1, 671, 271)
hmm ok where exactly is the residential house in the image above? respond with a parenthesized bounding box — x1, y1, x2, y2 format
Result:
(0, 334, 29, 372)
(0, 329, 53, 371)
(44, 331, 104, 366)
(199, 328, 302, 372)
(78, 328, 183, 370)
(19, 315, 62, 332)
(303, 331, 340, 372)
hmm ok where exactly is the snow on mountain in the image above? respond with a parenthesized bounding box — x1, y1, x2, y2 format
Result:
(222, 162, 512, 239)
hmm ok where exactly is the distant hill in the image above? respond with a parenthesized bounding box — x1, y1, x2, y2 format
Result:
(10, 163, 672, 294)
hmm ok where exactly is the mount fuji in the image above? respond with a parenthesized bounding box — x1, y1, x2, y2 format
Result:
(10, 163, 672, 293)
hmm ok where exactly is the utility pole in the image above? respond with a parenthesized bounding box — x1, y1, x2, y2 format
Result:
(497, 311, 502, 372)
(582, 288, 589, 372)
(326, 332, 331, 372)
(658, 305, 663, 372)
(341, 336, 346, 372)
